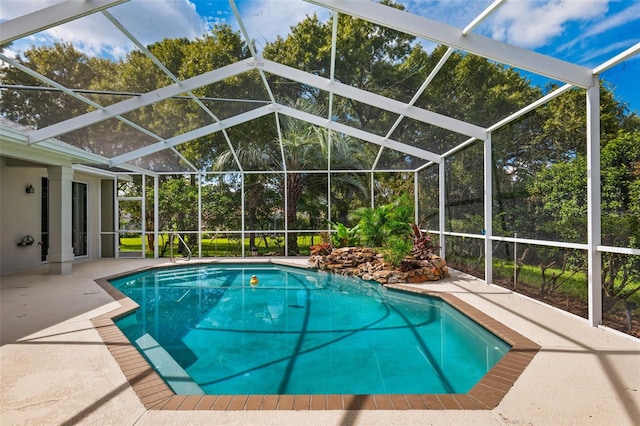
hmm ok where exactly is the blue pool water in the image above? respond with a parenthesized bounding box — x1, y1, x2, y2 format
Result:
(110, 264, 510, 395)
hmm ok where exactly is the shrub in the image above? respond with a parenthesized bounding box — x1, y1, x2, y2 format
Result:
(383, 236, 413, 267)
(349, 195, 413, 247)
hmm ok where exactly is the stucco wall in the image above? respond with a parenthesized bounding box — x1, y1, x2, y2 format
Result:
(0, 160, 105, 275)
(0, 159, 46, 275)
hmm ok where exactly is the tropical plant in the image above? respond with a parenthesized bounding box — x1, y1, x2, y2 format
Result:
(329, 221, 359, 248)
(411, 223, 438, 259)
(383, 235, 413, 267)
(349, 194, 413, 247)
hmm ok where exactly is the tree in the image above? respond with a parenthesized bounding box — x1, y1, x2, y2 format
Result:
(1, 43, 102, 129)
(530, 130, 640, 310)
(212, 99, 369, 254)
(262, 0, 424, 143)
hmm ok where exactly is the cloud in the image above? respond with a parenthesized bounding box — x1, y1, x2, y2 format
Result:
(489, 0, 609, 49)
(234, 0, 331, 51)
(557, 1, 640, 53)
(580, 39, 639, 64)
(2, 0, 209, 59)
(2, 0, 332, 58)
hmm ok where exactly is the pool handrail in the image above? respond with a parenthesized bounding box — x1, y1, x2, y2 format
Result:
(170, 233, 191, 262)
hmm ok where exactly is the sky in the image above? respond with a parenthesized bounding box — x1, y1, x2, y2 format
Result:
(1, 0, 639, 113)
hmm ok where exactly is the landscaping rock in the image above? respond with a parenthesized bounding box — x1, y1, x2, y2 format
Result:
(309, 247, 449, 285)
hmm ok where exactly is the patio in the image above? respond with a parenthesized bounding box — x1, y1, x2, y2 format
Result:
(1, 258, 638, 425)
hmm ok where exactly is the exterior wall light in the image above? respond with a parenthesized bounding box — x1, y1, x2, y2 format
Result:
(26, 184, 35, 194)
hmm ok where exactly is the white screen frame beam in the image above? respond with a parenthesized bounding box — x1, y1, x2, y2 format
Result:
(307, 0, 593, 88)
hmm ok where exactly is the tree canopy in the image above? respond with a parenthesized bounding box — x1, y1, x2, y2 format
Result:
(1, 12, 638, 266)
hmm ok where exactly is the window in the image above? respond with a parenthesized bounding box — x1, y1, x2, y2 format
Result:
(41, 177, 48, 262)
(72, 182, 88, 257)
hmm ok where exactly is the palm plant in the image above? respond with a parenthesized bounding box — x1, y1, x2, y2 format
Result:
(349, 194, 413, 247)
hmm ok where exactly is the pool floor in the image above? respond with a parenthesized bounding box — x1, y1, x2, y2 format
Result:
(93, 265, 540, 411)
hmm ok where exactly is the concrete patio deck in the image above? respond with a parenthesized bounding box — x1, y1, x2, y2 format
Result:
(1, 258, 639, 425)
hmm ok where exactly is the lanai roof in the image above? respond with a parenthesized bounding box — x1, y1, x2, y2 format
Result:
(1, 0, 638, 175)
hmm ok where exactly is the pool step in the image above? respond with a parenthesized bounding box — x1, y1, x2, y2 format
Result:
(135, 333, 204, 395)
(154, 268, 229, 285)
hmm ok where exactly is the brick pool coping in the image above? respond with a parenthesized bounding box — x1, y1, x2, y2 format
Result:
(92, 265, 540, 411)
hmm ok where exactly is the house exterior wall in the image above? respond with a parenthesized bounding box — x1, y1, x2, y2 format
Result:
(0, 158, 105, 275)
(0, 158, 45, 274)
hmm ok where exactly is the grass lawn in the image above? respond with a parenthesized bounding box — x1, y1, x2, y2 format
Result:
(118, 234, 322, 257)
(450, 256, 640, 306)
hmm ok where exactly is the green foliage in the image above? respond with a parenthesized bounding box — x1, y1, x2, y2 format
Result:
(211, 97, 369, 254)
(528, 129, 640, 307)
(0, 43, 98, 130)
(530, 129, 640, 246)
(2, 1, 638, 316)
(530, 157, 587, 242)
(350, 194, 413, 247)
(329, 221, 360, 248)
(383, 235, 413, 267)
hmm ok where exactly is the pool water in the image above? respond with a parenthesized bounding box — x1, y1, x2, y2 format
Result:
(110, 264, 510, 395)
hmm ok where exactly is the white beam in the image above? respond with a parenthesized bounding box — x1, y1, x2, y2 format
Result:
(109, 104, 275, 167)
(439, 160, 446, 260)
(586, 80, 602, 326)
(307, 0, 594, 88)
(593, 42, 640, 74)
(276, 104, 441, 162)
(260, 60, 486, 139)
(484, 132, 493, 284)
(28, 59, 256, 144)
(0, 0, 129, 44)
(463, 0, 506, 35)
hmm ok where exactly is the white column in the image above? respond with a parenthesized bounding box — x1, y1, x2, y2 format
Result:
(141, 174, 146, 258)
(283, 171, 288, 257)
(241, 173, 245, 257)
(370, 172, 375, 208)
(47, 165, 74, 275)
(327, 170, 332, 232)
(414, 171, 419, 225)
(439, 160, 446, 260)
(484, 133, 493, 284)
(154, 175, 159, 258)
(587, 79, 602, 326)
(197, 173, 202, 258)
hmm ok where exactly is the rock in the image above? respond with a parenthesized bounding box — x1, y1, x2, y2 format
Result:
(406, 274, 428, 283)
(308, 246, 447, 284)
(431, 257, 446, 269)
(373, 270, 392, 279)
(388, 275, 403, 284)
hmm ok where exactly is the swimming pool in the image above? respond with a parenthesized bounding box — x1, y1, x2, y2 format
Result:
(109, 263, 510, 395)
